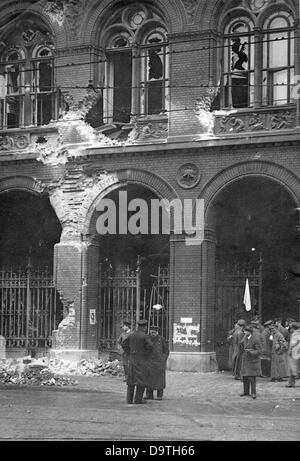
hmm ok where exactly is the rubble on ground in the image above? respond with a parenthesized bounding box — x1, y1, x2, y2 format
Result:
(0, 357, 123, 387)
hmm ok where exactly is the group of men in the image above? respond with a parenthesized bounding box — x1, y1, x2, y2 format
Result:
(227, 317, 300, 398)
(117, 319, 169, 405)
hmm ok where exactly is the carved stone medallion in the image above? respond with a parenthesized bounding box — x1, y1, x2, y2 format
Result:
(248, 0, 269, 13)
(177, 163, 201, 189)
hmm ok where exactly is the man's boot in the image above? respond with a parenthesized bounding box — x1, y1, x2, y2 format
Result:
(126, 385, 135, 404)
(134, 386, 146, 404)
(286, 375, 296, 388)
(145, 388, 154, 400)
(156, 389, 164, 400)
(240, 377, 250, 396)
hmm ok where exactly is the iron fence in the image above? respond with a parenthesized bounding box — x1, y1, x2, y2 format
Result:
(0, 265, 62, 348)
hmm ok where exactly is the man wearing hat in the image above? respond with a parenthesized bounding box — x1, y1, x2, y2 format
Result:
(145, 325, 169, 400)
(240, 324, 262, 399)
(232, 319, 246, 380)
(286, 322, 300, 388)
(117, 320, 132, 381)
(122, 319, 153, 404)
(269, 322, 288, 382)
(260, 320, 273, 377)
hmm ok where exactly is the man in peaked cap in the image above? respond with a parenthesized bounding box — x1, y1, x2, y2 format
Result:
(232, 319, 246, 380)
(122, 319, 153, 404)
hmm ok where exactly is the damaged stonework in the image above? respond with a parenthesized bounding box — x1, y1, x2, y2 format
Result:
(51, 303, 78, 349)
(47, 167, 119, 238)
(194, 87, 219, 138)
(34, 93, 123, 165)
(44, 1, 86, 39)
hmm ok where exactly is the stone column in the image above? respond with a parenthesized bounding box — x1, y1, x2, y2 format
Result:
(253, 27, 262, 108)
(200, 227, 217, 354)
(167, 232, 218, 372)
(50, 232, 98, 362)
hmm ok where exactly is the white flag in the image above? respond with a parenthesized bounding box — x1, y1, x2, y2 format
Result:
(243, 278, 251, 312)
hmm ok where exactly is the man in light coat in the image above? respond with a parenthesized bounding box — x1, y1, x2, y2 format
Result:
(232, 319, 246, 380)
(269, 323, 288, 382)
(240, 324, 262, 399)
(286, 322, 300, 388)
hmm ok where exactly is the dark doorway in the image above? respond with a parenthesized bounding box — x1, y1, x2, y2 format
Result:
(211, 177, 299, 369)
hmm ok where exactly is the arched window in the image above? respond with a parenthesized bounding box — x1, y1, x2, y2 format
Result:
(221, 7, 295, 110)
(0, 23, 56, 130)
(102, 4, 169, 124)
(262, 12, 294, 106)
(0, 48, 25, 128)
(31, 46, 54, 126)
(222, 16, 255, 109)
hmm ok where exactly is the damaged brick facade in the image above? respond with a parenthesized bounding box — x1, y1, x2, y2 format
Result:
(0, 0, 300, 371)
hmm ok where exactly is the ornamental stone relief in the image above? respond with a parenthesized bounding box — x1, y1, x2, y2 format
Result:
(215, 109, 296, 135)
(0, 134, 30, 151)
(248, 0, 270, 13)
(176, 163, 201, 189)
(128, 117, 168, 143)
(181, 0, 199, 25)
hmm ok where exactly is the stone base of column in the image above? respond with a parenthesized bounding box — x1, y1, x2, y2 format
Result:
(167, 352, 218, 373)
(50, 349, 99, 363)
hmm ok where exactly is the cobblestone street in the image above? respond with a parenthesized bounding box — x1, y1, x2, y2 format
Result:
(0, 371, 299, 441)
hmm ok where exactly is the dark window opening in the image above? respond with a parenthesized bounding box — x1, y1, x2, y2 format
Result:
(112, 52, 132, 123)
(147, 80, 163, 114)
(7, 96, 21, 128)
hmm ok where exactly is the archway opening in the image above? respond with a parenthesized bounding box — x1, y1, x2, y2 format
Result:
(210, 177, 299, 367)
(89, 184, 170, 351)
(0, 190, 63, 350)
(0, 191, 61, 267)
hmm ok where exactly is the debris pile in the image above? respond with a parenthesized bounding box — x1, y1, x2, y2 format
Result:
(0, 357, 124, 387)
(0, 360, 76, 387)
(47, 358, 124, 377)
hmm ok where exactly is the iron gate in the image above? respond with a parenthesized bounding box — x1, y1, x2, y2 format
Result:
(215, 258, 263, 370)
(0, 265, 62, 348)
(98, 261, 169, 351)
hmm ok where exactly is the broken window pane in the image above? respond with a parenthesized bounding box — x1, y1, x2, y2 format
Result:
(231, 38, 249, 108)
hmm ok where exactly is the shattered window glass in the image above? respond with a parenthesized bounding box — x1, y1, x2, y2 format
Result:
(223, 17, 254, 109)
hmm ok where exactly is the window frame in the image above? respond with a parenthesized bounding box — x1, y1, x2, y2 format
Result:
(220, 8, 295, 111)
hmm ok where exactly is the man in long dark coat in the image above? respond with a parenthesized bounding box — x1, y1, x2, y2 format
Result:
(240, 324, 262, 399)
(145, 325, 169, 400)
(122, 319, 153, 404)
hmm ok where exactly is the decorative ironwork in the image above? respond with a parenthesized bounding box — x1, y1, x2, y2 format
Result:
(98, 262, 169, 351)
(0, 265, 62, 349)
